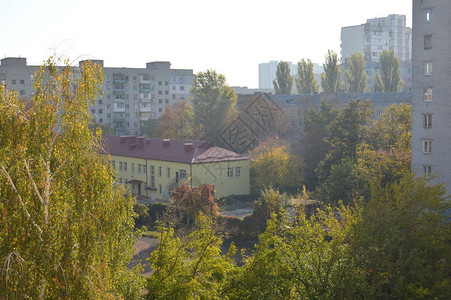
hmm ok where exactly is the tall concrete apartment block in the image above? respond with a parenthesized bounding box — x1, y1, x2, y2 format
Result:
(0, 57, 194, 136)
(412, 0, 451, 195)
(341, 14, 412, 92)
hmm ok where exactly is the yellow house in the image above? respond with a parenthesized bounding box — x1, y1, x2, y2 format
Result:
(103, 135, 250, 200)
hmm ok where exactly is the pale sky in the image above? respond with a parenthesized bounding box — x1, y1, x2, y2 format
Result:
(1, 0, 411, 88)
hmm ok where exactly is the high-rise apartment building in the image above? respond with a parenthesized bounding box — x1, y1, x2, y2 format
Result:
(258, 60, 323, 92)
(411, 0, 451, 195)
(341, 14, 412, 92)
(0, 57, 194, 136)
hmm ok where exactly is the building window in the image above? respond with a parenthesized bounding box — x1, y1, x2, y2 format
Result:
(112, 160, 116, 169)
(290, 110, 295, 116)
(132, 163, 135, 172)
(138, 164, 141, 173)
(158, 167, 162, 177)
(159, 185, 162, 194)
(424, 35, 432, 50)
(236, 167, 241, 177)
(180, 86, 185, 91)
(159, 108, 163, 113)
(20, 90, 25, 96)
(11, 79, 16, 85)
(425, 9, 432, 22)
(180, 170, 187, 179)
(228, 167, 234, 178)
(424, 165, 432, 176)
(119, 161, 123, 171)
(151, 166, 155, 188)
(424, 88, 433, 102)
(423, 140, 432, 153)
(424, 61, 432, 76)
(143, 165, 147, 174)
(376, 110, 382, 118)
(167, 167, 170, 178)
(424, 114, 432, 128)
(124, 162, 127, 171)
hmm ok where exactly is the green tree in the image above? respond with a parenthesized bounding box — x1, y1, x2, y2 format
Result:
(146, 212, 237, 299)
(0, 59, 140, 298)
(345, 52, 367, 93)
(155, 102, 195, 139)
(317, 99, 372, 182)
(273, 61, 293, 94)
(374, 49, 403, 92)
(352, 174, 451, 299)
(190, 70, 237, 142)
(228, 204, 364, 299)
(369, 102, 411, 151)
(140, 118, 160, 137)
(295, 58, 319, 94)
(321, 50, 344, 93)
(301, 101, 339, 190)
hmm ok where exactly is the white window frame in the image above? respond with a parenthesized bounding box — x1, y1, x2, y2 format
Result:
(228, 167, 234, 178)
(423, 114, 432, 128)
(423, 140, 432, 153)
(235, 167, 241, 177)
(424, 88, 433, 102)
(424, 61, 432, 76)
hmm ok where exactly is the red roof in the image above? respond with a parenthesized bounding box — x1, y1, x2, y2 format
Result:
(102, 135, 248, 164)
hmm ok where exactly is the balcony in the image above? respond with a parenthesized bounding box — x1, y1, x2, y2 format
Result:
(113, 103, 125, 113)
(139, 106, 151, 112)
(140, 74, 151, 84)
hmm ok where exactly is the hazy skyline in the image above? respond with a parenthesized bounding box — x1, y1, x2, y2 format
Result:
(1, 0, 411, 88)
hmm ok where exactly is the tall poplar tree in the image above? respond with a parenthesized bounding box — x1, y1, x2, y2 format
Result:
(295, 58, 319, 94)
(374, 49, 403, 92)
(345, 52, 367, 93)
(321, 50, 344, 93)
(0, 59, 140, 299)
(273, 61, 293, 94)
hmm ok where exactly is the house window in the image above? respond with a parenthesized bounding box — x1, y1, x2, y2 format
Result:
(158, 167, 162, 177)
(20, 79, 25, 85)
(143, 165, 147, 174)
(424, 35, 432, 50)
(151, 166, 155, 188)
(376, 110, 382, 118)
(159, 185, 162, 194)
(236, 167, 241, 177)
(11, 79, 16, 85)
(424, 88, 433, 102)
(423, 140, 432, 153)
(119, 162, 123, 171)
(132, 163, 135, 173)
(424, 114, 432, 128)
(167, 167, 171, 178)
(180, 169, 187, 179)
(180, 86, 185, 91)
(124, 162, 127, 171)
(112, 160, 116, 169)
(424, 165, 432, 176)
(425, 9, 432, 22)
(228, 167, 234, 178)
(424, 61, 432, 76)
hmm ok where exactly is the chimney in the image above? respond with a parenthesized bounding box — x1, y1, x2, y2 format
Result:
(184, 143, 193, 152)
(137, 137, 144, 148)
(163, 139, 170, 146)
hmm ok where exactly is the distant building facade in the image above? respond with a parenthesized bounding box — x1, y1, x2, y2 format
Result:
(103, 135, 250, 200)
(341, 14, 412, 92)
(411, 0, 451, 195)
(258, 60, 323, 92)
(0, 57, 194, 136)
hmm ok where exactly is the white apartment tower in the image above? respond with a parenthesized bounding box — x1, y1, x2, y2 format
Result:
(341, 14, 412, 92)
(412, 0, 451, 195)
(0, 58, 194, 136)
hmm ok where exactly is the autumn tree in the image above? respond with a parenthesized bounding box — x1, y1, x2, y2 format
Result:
(140, 119, 160, 137)
(190, 70, 237, 142)
(0, 59, 141, 299)
(155, 101, 195, 139)
(321, 50, 344, 93)
(273, 61, 293, 94)
(374, 49, 403, 92)
(295, 58, 319, 94)
(249, 137, 302, 193)
(345, 52, 367, 93)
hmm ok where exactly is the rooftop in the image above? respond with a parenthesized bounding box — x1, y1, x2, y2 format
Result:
(102, 135, 249, 164)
